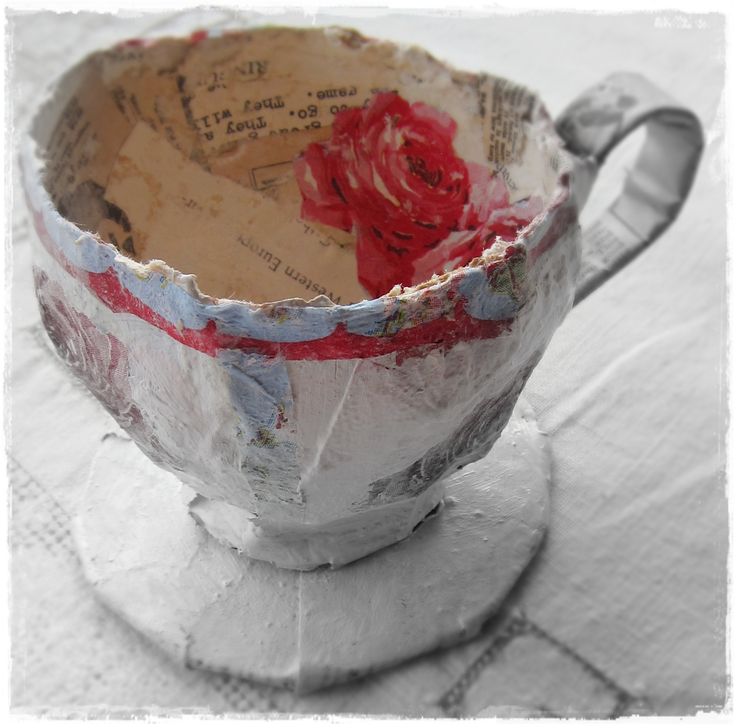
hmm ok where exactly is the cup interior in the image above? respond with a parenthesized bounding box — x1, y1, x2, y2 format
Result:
(33, 27, 563, 305)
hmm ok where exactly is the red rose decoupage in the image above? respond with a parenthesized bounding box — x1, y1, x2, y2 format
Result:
(33, 269, 145, 434)
(294, 92, 543, 297)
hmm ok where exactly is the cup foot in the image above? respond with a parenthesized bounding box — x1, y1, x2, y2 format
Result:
(74, 396, 550, 694)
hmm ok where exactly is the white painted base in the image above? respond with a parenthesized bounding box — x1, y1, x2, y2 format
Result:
(74, 397, 550, 694)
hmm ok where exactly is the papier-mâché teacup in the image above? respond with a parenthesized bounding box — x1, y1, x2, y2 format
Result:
(22, 27, 702, 570)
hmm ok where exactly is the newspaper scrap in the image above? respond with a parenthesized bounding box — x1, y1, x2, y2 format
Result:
(103, 121, 365, 304)
(40, 27, 557, 305)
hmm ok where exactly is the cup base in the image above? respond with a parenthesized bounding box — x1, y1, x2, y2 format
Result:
(74, 397, 550, 694)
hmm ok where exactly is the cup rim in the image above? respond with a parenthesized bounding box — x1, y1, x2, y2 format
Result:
(22, 24, 576, 347)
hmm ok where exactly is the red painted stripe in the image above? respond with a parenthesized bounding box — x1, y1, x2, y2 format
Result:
(88, 263, 513, 361)
(30, 208, 519, 361)
(189, 29, 209, 45)
(528, 187, 576, 265)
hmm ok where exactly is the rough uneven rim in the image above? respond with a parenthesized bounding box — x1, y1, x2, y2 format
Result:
(22, 25, 574, 324)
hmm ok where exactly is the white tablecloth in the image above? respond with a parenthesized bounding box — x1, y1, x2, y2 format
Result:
(8, 8, 728, 717)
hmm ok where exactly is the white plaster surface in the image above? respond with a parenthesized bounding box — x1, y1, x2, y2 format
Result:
(8, 7, 728, 717)
(74, 400, 548, 694)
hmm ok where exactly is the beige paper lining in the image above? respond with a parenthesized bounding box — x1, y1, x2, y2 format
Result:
(40, 27, 558, 305)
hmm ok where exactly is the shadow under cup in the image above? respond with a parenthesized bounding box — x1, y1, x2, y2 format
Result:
(24, 27, 580, 570)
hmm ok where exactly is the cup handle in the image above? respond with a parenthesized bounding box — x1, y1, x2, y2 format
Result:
(555, 72, 704, 304)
